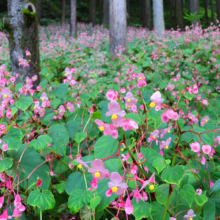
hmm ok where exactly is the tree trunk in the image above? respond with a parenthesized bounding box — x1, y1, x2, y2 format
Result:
(210, 0, 214, 23)
(99, 0, 103, 24)
(204, 0, 209, 26)
(62, 0, 66, 24)
(127, 0, 130, 26)
(153, 0, 165, 37)
(189, 0, 200, 24)
(217, 0, 220, 22)
(103, 0, 109, 26)
(3, 1, 40, 88)
(36, 0, 41, 23)
(176, 0, 184, 30)
(89, 0, 96, 26)
(170, 0, 176, 28)
(109, 0, 127, 55)
(70, 0, 77, 37)
(140, 0, 144, 26)
(143, 0, 152, 30)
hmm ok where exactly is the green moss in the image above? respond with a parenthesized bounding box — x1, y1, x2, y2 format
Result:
(22, 8, 37, 27)
(1, 15, 14, 43)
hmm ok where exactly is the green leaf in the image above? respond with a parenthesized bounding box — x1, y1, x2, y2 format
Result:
(53, 181, 65, 194)
(15, 96, 33, 111)
(152, 157, 167, 173)
(65, 172, 93, 195)
(3, 128, 24, 151)
(210, 179, 220, 195)
(11, 107, 18, 116)
(66, 120, 80, 139)
(51, 98, 61, 109)
(151, 202, 170, 220)
(104, 158, 122, 174)
(161, 165, 185, 185)
(184, 91, 194, 101)
(0, 158, 13, 173)
(90, 196, 101, 211)
(94, 135, 119, 159)
(27, 190, 55, 210)
(79, 93, 91, 103)
(52, 84, 68, 99)
(30, 135, 52, 151)
(141, 148, 163, 165)
(195, 194, 208, 206)
(91, 112, 102, 122)
(125, 113, 140, 125)
(68, 189, 93, 213)
(74, 131, 87, 144)
(180, 184, 195, 207)
(131, 199, 151, 219)
(155, 184, 169, 205)
(203, 199, 215, 220)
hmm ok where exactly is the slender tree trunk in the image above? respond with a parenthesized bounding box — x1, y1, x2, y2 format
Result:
(70, 0, 77, 37)
(204, 0, 209, 26)
(127, 0, 130, 26)
(140, 0, 144, 26)
(36, 0, 41, 23)
(189, 0, 200, 24)
(217, 0, 220, 22)
(89, 0, 96, 26)
(62, 0, 66, 24)
(103, 0, 109, 26)
(99, 0, 103, 24)
(3, 1, 40, 88)
(143, 0, 152, 30)
(170, 0, 176, 28)
(176, 0, 184, 30)
(210, 0, 214, 23)
(153, 0, 165, 37)
(109, 0, 127, 55)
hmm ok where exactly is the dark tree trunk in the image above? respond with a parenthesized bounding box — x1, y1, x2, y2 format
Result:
(99, 0, 103, 24)
(143, 0, 151, 30)
(190, 0, 200, 24)
(62, 0, 66, 24)
(89, 0, 96, 26)
(109, 0, 127, 55)
(70, 0, 77, 37)
(204, 0, 209, 26)
(210, 0, 214, 23)
(36, 0, 41, 23)
(217, 0, 220, 22)
(103, 0, 109, 26)
(170, 0, 176, 28)
(3, 1, 40, 88)
(140, 0, 144, 26)
(176, 0, 184, 30)
(127, 0, 130, 26)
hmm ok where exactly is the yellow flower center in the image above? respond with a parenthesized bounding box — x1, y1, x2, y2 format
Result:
(121, 148, 124, 151)
(24, 62, 26, 65)
(189, 218, 193, 220)
(0, 67, 2, 70)
(42, 98, 44, 101)
(149, 185, 154, 190)
(94, 172, 100, 178)
(40, 110, 43, 113)
(165, 146, 169, 149)
(152, 136, 156, 139)
(168, 130, 171, 133)
(139, 77, 142, 80)
(4, 95, 7, 98)
(26, 80, 28, 83)
(78, 164, 82, 169)
(66, 73, 69, 75)
(127, 99, 131, 102)
(99, 126, 105, 131)
(150, 102, 156, 108)
(128, 105, 131, 108)
(34, 107, 36, 109)
(112, 186, 118, 193)
(15, 218, 18, 220)
(68, 107, 71, 109)
(55, 112, 57, 114)
(190, 117, 192, 119)
(25, 89, 27, 92)
(205, 119, 208, 122)
(19, 59, 21, 62)
(59, 110, 62, 113)
(112, 114, 118, 120)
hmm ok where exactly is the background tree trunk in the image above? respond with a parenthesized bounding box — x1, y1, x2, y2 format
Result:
(170, 0, 176, 28)
(62, 0, 66, 24)
(217, 0, 220, 22)
(89, 0, 96, 26)
(127, 0, 130, 26)
(210, 0, 214, 23)
(109, 0, 127, 55)
(189, 0, 200, 24)
(103, 0, 109, 26)
(176, 0, 184, 30)
(143, 0, 152, 30)
(3, 1, 40, 88)
(99, 0, 103, 24)
(204, 0, 209, 26)
(70, 0, 77, 37)
(153, 0, 165, 37)
(36, 0, 41, 23)
(140, 0, 144, 26)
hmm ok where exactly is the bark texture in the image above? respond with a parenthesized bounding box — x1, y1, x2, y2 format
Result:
(109, 0, 127, 55)
(62, 0, 66, 24)
(210, 0, 214, 23)
(189, 0, 200, 24)
(36, 0, 41, 23)
(89, 0, 96, 26)
(170, 0, 176, 28)
(143, 0, 152, 30)
(4, 0, 40, 88)
(204, 0, 209, 26)
(103, 0, 109, 26)
(153, 0, 165, 37)
(176, 0, 184, 30)
(70, 0, 77, 36)
(127, 0, 130, 26)
(217, 0, 220, 22)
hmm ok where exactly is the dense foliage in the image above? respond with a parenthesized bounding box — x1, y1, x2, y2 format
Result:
(0, 23, 220, 220)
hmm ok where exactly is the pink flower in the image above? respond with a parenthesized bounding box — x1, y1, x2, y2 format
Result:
(190, 142, 200, 153)
(137, 73, 147, 88)
(124, 195, 133, 215)
(188, 113, 198, 123)
(0, 195, 4, 208)
(12, 207, 22, 218)
(0, 209, 9, 220)
(142, 191, 148, 201)
(161, 126, 172, 138)
(160, 137, 171, 150)
(14, 194, 21, 208)
(88, 159, 109, 180)
(201, 155, 206, 165)
(150, 91, 164, 110)
(106, 101, 126, 127)
(58, 105, 66, 117)
(196, 188, 202, 195)
(210, 180, 214, 188)
(184, 209, 196, 220)
(90, 178, 98, 189)
(106, 90, 118, 101)
(26, 50, 31, 56)
(120, 88, 126, 93)
(2, 143, 8, 152)
(148, 130, 159, 143)
(95, 120, 118, 139)
(201, 116, 209, 126)
(122, 119, 138, 131)
(64, 67, 72, 80)
(40, 92, 48, 107)
(161, 113, 169, 123)
(133, 188, 142, 203)
(202, 99, 208, 105)
(139, 172, 155, 192)
(214, 136, 220, 145)
(1, 88, 12, 103)
(202, 145, 211, 155)
(75, 158, 89, 168)
(124, 92, 136, 108)
(66, 102, 75, 112)
(107, 172, 128, 196)
(6, 109, 12, 119)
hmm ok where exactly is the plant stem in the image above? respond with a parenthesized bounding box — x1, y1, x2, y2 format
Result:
(162, 192, 171, 220)
(40, 210, 42, 220)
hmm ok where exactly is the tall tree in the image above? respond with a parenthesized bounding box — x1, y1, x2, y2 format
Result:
(3, 1, 40, 87)
(217, 0, 220, 22)
(127, 0, 130, 26)
(170, 0, 176, 28)
(189, 0, 200, 24)
(103, 0, 109, 26)
(36, 0, 41, 23)
(204, 0, 209, 26)
(210, 0, 214, 23)
(70, 0, 77, 37)
(153, 0, 165, 37)
(109, 0, 127, 55)
(62, 0, 66, 24)
(143, 0, 152, 30)
(99, 0, 103, 24)
(89, 0, 96, 26)
(176, 0, 184, 30)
